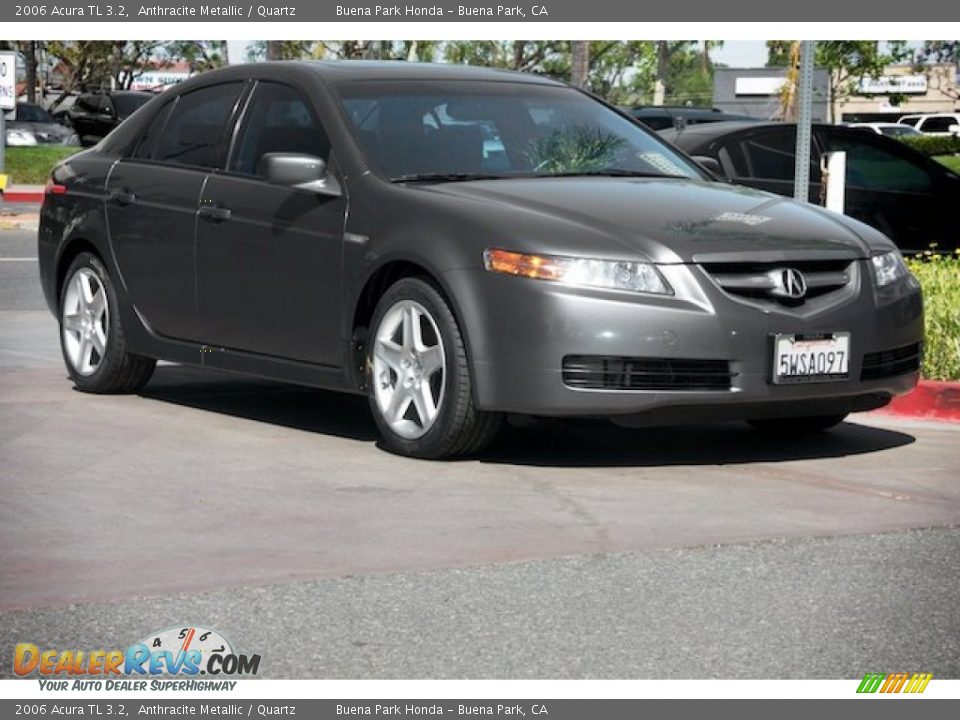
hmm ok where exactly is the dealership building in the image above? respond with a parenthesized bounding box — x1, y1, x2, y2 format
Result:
(713, 64, 960, 123)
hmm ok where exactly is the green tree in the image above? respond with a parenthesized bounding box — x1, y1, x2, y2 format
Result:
(163, 42, 228, 73)
(43, 42, 161, 109)
(443, 41, 563, 72)
(918, 41, 960, 101)
(768, 41, 912, 121)
(766, 41, 793, 67)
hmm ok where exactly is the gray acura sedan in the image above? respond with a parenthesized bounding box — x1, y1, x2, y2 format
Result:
(38, 61, 923, 459)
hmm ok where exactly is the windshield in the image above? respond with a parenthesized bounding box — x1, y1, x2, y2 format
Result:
(880, 125, 920, 137)
(16, 103, 55, 123)
(336, 80, 703, 181)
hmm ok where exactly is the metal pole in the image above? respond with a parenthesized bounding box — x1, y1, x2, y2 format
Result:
(794, 40, 815, 203)
(0, 112, 5, 175)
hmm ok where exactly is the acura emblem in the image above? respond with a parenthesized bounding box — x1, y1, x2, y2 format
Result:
(779, 268, 807, 299)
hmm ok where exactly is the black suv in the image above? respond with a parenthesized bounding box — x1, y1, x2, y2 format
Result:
(628, 106, 760, 131)
(65, 91, 154, 145)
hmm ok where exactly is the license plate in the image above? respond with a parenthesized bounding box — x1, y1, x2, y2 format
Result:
(773, 332, 850, 384)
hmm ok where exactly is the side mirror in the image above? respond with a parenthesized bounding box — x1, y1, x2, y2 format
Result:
(693, 155, 728, 181)
(949, 124, 960, 136)
(260, 152, 341, 197)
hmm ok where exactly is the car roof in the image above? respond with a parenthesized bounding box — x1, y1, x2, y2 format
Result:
(660, 120, 771, 144)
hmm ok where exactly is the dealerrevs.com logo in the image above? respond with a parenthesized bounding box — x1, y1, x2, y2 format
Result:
(14, 626, 261, 690)
(857, 672, 933, 694)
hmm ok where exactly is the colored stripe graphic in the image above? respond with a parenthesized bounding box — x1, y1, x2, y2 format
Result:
(857, 672, 932, 694)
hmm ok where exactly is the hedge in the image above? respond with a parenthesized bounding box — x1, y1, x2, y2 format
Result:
(2, 146, 83, 185)
(899, 134, 960, 157)
(907, 251, 960, 381)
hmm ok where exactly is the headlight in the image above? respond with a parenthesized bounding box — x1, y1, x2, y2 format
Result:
(484, 248, 671, 295)
(871, 251, 908, 287)
(5, 129, 38, 146)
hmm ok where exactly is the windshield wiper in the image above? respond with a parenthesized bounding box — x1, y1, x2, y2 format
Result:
(390, 172, 512, 183)
(535, 169, 683, 179)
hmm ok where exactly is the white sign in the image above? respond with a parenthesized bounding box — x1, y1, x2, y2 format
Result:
(0, 51, 17, 111)
(734, 77, 787, 96)
(130, 71, 191, 91)
(858, 75, 928, 95)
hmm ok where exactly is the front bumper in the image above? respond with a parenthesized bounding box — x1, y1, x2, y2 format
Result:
(446, 262, 923, 418)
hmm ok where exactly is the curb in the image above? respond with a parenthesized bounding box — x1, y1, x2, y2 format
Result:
(1, 190, 45, 204)
(873, 380, 960, 423)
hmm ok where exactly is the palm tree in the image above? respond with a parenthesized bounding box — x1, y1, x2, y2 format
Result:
(571, 41, 590, 88)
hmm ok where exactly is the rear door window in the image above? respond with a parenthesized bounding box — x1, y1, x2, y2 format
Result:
(153, 82, 244, 169)
(821, 133, 932, 192)
(918, 116, 957, 133)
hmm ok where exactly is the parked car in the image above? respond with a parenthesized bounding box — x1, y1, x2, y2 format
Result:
(628, 106, 761, 131)
(662, 121, 960, 252)
(39, 62, 923, 459)
(898, 113, 960, 136)
(64, 91, 154, 145)
(4, 102, 79, 147)
(849, 122, 922, 138)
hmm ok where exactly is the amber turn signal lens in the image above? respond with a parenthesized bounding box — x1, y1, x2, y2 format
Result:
(483, 249, 567, 281)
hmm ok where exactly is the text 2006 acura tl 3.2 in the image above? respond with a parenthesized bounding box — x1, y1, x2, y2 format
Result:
(38, 61, 923, 458)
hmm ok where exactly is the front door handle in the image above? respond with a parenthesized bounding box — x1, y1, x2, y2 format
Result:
(111, 191, 136, 206)
(198, 205, 232, 223)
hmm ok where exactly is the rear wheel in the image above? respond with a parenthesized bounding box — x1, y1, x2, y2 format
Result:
(60, 252, 156, 393)
(366, 277, 501, 459)
(747, 414, 848, 434)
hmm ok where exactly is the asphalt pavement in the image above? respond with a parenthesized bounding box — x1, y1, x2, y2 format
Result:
(1, 227, 958, 678)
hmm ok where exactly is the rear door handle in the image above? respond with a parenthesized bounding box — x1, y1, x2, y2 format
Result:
(111, 191, 136, 206)
(198, 205, 232, 222)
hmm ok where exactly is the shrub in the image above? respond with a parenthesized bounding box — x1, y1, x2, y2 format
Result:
(906, 250, 960, 381)
(2, 146, 82, 185)
(899, 134, 960, 157)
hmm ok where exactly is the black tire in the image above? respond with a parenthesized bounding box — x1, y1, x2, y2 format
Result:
(747, 413, 848, 434)
(59, 252, 156, 394)
(366, 277, 502, 459)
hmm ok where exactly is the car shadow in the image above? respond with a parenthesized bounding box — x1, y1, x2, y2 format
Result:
(139, 365, 916, 467)
(477, 417, 916, 468)
(139, 364, 378, 442)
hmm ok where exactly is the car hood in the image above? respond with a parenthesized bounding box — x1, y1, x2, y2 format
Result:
(423, 177, 875, 263)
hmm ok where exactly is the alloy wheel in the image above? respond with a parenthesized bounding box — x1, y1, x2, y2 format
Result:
(62, 267, 109, 376)
(371, 299, 446, 440)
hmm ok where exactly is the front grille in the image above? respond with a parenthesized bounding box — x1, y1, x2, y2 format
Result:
(563, 355, 735, 391)
(861, 343, 922, 381)
(701, 258, 854, 305)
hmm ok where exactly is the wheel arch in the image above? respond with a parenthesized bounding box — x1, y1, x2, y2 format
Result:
(349, 258, 477, 393)
(55, 237, 104, 307)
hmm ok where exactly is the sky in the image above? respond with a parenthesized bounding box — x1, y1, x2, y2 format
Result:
(711, 41, 768, 68)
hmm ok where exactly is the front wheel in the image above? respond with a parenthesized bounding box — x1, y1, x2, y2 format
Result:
(366, 277, 501, 459)
(60, 252, 156, 393)
(747, 414, 848, 434)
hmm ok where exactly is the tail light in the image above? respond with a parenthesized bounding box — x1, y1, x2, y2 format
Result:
(44, 178, 67, 196)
